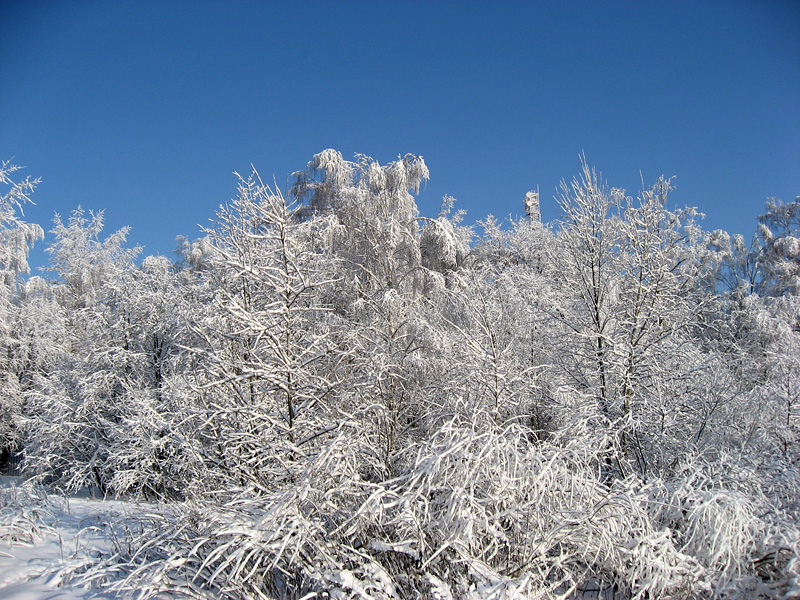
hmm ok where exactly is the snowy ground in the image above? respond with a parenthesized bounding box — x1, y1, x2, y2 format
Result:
(0, 477, 136, 600)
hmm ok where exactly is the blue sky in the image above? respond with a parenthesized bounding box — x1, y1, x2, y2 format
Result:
(2, 0, 798, 270)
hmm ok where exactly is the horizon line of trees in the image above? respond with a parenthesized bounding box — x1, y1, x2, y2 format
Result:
(0, 152, 798, 599)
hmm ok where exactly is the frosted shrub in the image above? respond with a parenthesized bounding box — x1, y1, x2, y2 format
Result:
(643, 458, 800, 598)
(0, 481, 59, 545)
(96, 426, 400, 599)
(62, 405, 799, 599)
(382, 412, 699, 599)
(84, 411, 777, 600)
(680, 488, 761, 592)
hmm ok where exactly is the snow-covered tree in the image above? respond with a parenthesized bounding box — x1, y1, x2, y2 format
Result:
(292, 151, 449, 475)
(0, 161, 44, 282)
(710, 196, 800, 298)
(707, 228, 763, 295)
(23, 209, 140, 493)
(0, 161, 43, 459)
(98, 254, 204, 499)
(757, 197, 800, 297)
(292, 149, 430, 298)
(182, 170, 340, 492)
(552, 161, 716, 476)
(429, 215, 559, 437)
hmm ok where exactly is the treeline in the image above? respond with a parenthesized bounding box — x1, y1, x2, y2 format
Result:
(0, 152, 798, 598)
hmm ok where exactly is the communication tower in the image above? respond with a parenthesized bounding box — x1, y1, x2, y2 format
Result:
(524, 188, 540, 222)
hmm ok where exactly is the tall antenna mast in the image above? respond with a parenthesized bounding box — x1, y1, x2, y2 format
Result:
(524, 187, 540, 223)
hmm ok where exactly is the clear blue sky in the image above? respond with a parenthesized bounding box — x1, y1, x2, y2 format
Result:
(2, 0, 798, 270)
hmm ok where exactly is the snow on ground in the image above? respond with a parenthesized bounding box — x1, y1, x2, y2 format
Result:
(0, 477, 139, 600)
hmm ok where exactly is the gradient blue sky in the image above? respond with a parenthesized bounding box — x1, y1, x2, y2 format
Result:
(2, 0, 798, 270)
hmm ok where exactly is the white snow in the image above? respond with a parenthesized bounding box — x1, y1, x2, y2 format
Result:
(0, 477, 140, 600)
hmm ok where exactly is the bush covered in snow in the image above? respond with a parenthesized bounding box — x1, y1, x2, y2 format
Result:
(0, 481, 59, 546)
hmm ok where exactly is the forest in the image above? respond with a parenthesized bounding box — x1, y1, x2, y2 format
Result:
(0, 150, 798, 599)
